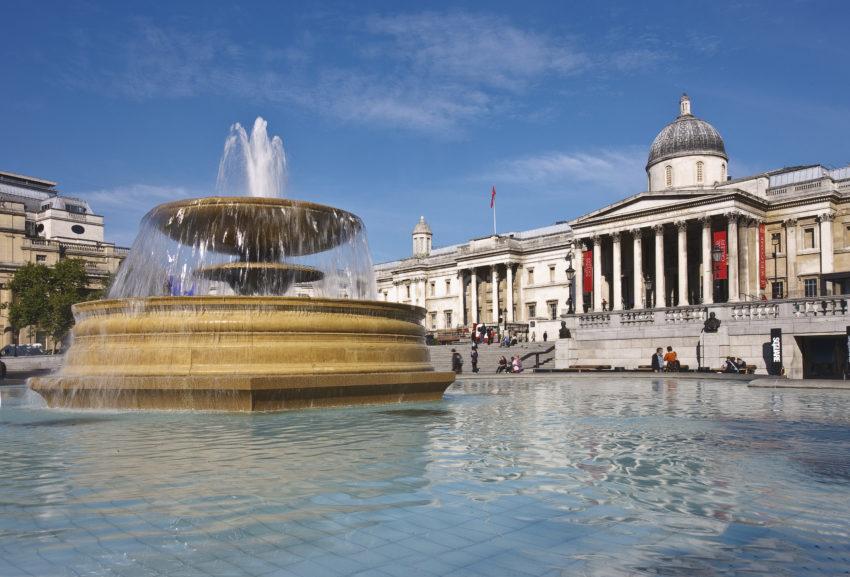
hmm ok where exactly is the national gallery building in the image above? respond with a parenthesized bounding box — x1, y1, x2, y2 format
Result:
(375, 95, 850, 378)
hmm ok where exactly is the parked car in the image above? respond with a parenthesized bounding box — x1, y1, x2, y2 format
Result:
(1, 344, 46, 357)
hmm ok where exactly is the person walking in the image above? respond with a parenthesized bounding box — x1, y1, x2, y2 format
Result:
(451, 348, 463, 374)
(663, 346, 680, 371)
(543, 331, 548, 342)
(471, 346, 479, 374)
(651, 347, 665, 372)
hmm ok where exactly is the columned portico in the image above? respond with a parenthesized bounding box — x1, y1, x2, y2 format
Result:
(612, 232, 622, 311)
(701, 217, 712, 304)
(676, 221, 688, 306)
(632, 229, 643, 309)
(727, 213, 740, 302)
(653, 225, 664, 309)
(470, 268, 479, 323)
(573, 239, 584, 312)
(506, 263, 514, 322)
(592, 236, 603, 311)
(491, 265, 499, 323)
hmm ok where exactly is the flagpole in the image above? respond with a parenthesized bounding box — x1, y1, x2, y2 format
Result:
(493, 197, 497, 236)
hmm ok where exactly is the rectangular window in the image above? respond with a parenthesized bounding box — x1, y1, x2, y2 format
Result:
(429, 312, 437, 330)
(771, 232, 782, 254)
(547, 301, 558, 320)
(772, 281, 784, 299)
(429, 281, 435, 296)
(804, 278, 818, 297)
(445, 279, 451, 294)
(527, 303, 536, 319)
(444, 310, 452, 328)
(548, 265, 555, 283)
(383, 291, 388, 301)
(36, 254, 46, 262)
(804, 228, 815, 250)
(845, 225, 850, 247)
(527, 268, 534, 284)
(405, 285, 411, 298)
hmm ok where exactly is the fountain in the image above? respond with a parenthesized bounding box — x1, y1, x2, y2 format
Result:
(29, 118, 455, 410)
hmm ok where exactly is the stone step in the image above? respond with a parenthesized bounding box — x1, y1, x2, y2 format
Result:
(428, 342, 555, 374)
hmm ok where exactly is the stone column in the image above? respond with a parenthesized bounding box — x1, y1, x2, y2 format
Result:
(654, 225, 665, 308)
(612, 232, 622, 310)
(819, 212, 835, 275)
(676, 221, 689, 306)
(491, 265, 499, 324)
(573, 240, 583, 313)
(753, 220, 762, 299)
(593, 235, 603, 311)
(701, 217, 713, 304)
(739, 218, 750, 300)
(727, 213, 740, 302)
(470, 268, 479, 324)
(506, 263, 514, 322)
(785, 219, 797, 298)
(632, 229, 643, 309)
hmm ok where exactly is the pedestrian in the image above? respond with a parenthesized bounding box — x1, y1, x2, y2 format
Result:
(543, 331, 548, 342)
(724, 356, 739, 373)
(663, 346, 680, 371)
(471, 346, 479, 373)
(651, 347, 664, 372)
(451, 348, 463, 374)
(602, 298, 608, 311)
(531, 332, 536, 342)
(497, 355, 508, 373)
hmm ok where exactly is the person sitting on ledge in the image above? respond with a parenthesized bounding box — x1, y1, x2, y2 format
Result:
(451, 348, 463, 374)
(512, 355, 523, 373)
(651, 347, 665, 372)
(663, 346, 680, 371)
(724, 357, 740, 373)
(497, 355, 509, 373)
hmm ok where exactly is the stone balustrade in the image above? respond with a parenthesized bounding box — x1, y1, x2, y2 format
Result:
(571, 297, 849, 330)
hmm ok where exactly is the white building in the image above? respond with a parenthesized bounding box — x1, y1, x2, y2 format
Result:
(375, 94, 850, 378)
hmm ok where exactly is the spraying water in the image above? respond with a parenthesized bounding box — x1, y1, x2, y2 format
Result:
(216, 117, 287, 198)
(107, 118, 376, 300)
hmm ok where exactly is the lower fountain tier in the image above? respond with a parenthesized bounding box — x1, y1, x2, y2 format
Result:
(29, 296, 455, 411)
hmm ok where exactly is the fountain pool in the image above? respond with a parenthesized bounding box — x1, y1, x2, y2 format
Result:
(3, 377, 850, 576)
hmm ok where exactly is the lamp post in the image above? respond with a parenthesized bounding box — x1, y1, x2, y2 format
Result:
(644, 274, 653, 308)
(565, 251, 576, 314)
(772, 236, 781, 299)
(711, 244, 723, 301)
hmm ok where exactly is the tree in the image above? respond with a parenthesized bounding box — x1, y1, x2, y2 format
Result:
(46, 259, 89, 350)
(8, 259, 94, 352)
(8, 262, 52, 338)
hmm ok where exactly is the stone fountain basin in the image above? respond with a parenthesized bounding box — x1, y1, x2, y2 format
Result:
(29, 297, 455, 411)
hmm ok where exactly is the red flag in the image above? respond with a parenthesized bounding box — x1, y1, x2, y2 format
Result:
(490, 186, 496, 208)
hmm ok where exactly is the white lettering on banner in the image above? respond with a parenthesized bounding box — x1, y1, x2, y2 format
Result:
(772, 336, 782, 363)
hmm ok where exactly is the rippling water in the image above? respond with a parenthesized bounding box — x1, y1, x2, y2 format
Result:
(2, 378, 850, 576)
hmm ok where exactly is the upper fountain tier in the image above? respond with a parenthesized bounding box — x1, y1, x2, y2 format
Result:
(147, 196, 363, 261)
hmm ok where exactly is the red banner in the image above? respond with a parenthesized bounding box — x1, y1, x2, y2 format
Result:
(712, 231, 728, 280)
(758, 223, 766, 289)
(582, 249, 592, 293)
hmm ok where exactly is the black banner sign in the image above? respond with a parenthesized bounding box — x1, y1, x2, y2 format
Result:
(770, 328, 783, 375)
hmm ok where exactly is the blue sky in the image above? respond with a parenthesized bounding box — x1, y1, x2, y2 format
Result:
(2, 1, 849, 262)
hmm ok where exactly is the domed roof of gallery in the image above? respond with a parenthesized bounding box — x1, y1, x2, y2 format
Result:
(647, 94, 727, 168)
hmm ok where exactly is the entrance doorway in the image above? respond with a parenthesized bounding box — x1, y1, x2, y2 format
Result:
(797, 335, 848, 379)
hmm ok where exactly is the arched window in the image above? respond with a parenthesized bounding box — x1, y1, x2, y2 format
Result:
(721, 163, 727, 181)
(696, 161, 704, 183)
(665, 165, 673, 188)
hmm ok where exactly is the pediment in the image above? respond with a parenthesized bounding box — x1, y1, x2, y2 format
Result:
(573, 191, 720, 225)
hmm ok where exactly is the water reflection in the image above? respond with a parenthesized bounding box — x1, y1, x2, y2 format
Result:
(1, 378, 849, 576)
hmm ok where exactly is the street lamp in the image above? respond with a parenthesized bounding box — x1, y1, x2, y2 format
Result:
(565, 251, 576, 314)
(644, 273, 653, 308)
(711, 244, 723, 302)
(772, 235, 781, 298)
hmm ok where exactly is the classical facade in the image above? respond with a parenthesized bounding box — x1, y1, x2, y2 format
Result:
(376, 94, 850, 377)
(0, 171, 128, 346)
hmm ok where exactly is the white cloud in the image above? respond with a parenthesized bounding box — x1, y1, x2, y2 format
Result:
(489, 147, 647, 192)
